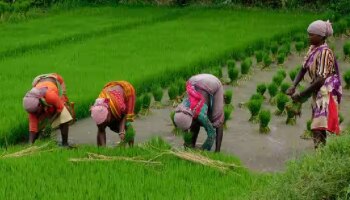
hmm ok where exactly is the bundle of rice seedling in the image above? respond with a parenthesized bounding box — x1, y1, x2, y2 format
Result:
(256, 83, 267, 96)
(241, 57, 252, 75)
(259, 109, 271, 134)
(124, 125, 135, 145)
(263, 54, 272, 68)
(270, 41, 278, 55)
(343, 70, 350, 89)
(275, 93, 289, 116)
(1, 142, 53, 158)
(228, 67, 239, 83)
(272, 74, 284, 86)
(300, 120, 313, 139)
(250, 93, 264, 101)
(247, 99, 263, 123)
(142, 93, 151, 110)
(224, 90, 233, 105)
(295, 41, 304, 55)
(285, 101, 302, 125)
(343, 41, 350, 59)
(134, 96, 143, 115)
(280, 82, 291, 94)
(227, 59, 236, 69)
(224, 104, 234, 127)
(255, 51, 263, 63)
(277, 52, 285, 64)
(152, 85, 163, 102)
(268, 82, 278, 104)
(168, 84, 179, 100)
(276, 69, 286, 79)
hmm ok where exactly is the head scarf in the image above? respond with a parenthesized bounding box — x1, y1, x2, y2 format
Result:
(23, 87, 47, 113)
(307, 20, 333, 37)
(174, 104, 193, 131)
(91, 98, 109, 125)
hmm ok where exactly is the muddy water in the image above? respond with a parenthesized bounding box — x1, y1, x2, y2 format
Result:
(55, 37, 350, 172)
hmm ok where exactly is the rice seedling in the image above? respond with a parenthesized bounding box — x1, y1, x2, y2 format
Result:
(334, 19, 348, 35)
(268, 82, 278, 104)
(259, 109, 271, 134)
(343, 41, 350, 60)
(142, 93, 152, 110)
(247, 99, 263, 123)
(256, 83, 267, 96)
(224, 89, 233, 105)
(176, 79, 186, 97)
(183, 131, 193, 147)
(339, 113, 344, 124)
(255, 51, 263, 63)
(295, 41, 304, 55)
(168, 84, 179, 101)
(263, 54, 272, 68)
(270, 41, 279, 56)
(343, 70, 350, 89)
(276, 69, 287, 79)
(250, 93, 264, 101)
(228, 67, 239, 84)
(224, 104, 234, 128)
(300, 120, 313, 139)
(285, 101, 302, 125)
(275, 93, 289, 116)
(272, 74, 284, 86)
(226, 59, 236, 69)
(124, 124, 135, 146)
(277, 52, 285, 64)
(134, 96, 143, 115)
(280, 82, 291, 94)
(289, 68, 298, 82)
(152, 85, 164, 102)
(241, 57, 252, 75)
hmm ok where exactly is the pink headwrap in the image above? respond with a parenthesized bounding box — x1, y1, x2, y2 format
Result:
(307, 20, 333, 37)
(23, 87, 47, 113)
(174, 104, 193, 131)
(90, 98, 109, 125)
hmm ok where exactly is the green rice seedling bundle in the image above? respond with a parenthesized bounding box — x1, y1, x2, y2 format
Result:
(226, 59, 236, 69)
(263, 54, 272, 68)
(228, 67, 239, 83)
(268, 82, 278, 104)
(256, 83, 267, 96)
(247, 99, 263, 123)
(272, 74, 284, 86)
(142, 93, 152, 110)
(224, 90, 233, 105)
(343, 41, 350, 59)
(275, 93, 289, 116)
(259, 109, 271, 134)
(301, 120, 313, 139)
(277, 52, 285, 64)
(183, 131, 193, 148)
(289, 68, 298, 82)
(295, 41, 304, 55)
(280, 43, 291, 55)
(270, 41, 278, 55)
(176, 79, 186, 96)
(124, 124, 135, 146)
(241, 57, 252, 75)
(276, 69, 287, 79)
(280, 82, 291, 94)
(334, 19, 348, 35)
(255, 51, 263, 63)
(343, 70, 350, 89)
(152, 85, 164, 102)
(168, 84, 179, 100)
(224, 104, 234, 127)
(285, 101, 302, 125)
(250, 93, 264, 101)
(134, 96, 143, 115)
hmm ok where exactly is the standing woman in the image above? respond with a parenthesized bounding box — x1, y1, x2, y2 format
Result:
(23, 73, 74, 145)
(90, 81, 135, 146)
(287, 20, 342, 149)
(174, 74, 224, 152)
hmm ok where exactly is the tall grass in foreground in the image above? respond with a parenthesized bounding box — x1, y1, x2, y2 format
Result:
(0, 138, 268, 199)
(253, 130, 350, 200)
(0, 7, 318, 145)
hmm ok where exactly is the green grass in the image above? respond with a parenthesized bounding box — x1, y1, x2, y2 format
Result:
(0, 6, 318, 145)
(0, 138, 268, 199)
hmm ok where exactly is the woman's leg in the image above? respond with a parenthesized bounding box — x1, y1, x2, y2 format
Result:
(97, 124, 107, 146)
(190, 121, 201, 148)
(312, 130, 327, 149)
(59, 122, 69, 146)
(215, 125, 224, 152)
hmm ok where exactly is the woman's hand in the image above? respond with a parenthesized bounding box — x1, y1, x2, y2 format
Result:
(119, 131, 125, 141)
(286, 86, 296, 96)
(291, 92, 301, 102)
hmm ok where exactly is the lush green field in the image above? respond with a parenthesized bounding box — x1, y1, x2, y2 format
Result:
(0, 138, 269, 199)
(0, 6, 318, 144)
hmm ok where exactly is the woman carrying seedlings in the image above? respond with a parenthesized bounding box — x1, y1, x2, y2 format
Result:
(286, 20, 342, 149)
(90, 81, 135, 146)
(174, 74, 224, 152)
(23, 73, 74, 145)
